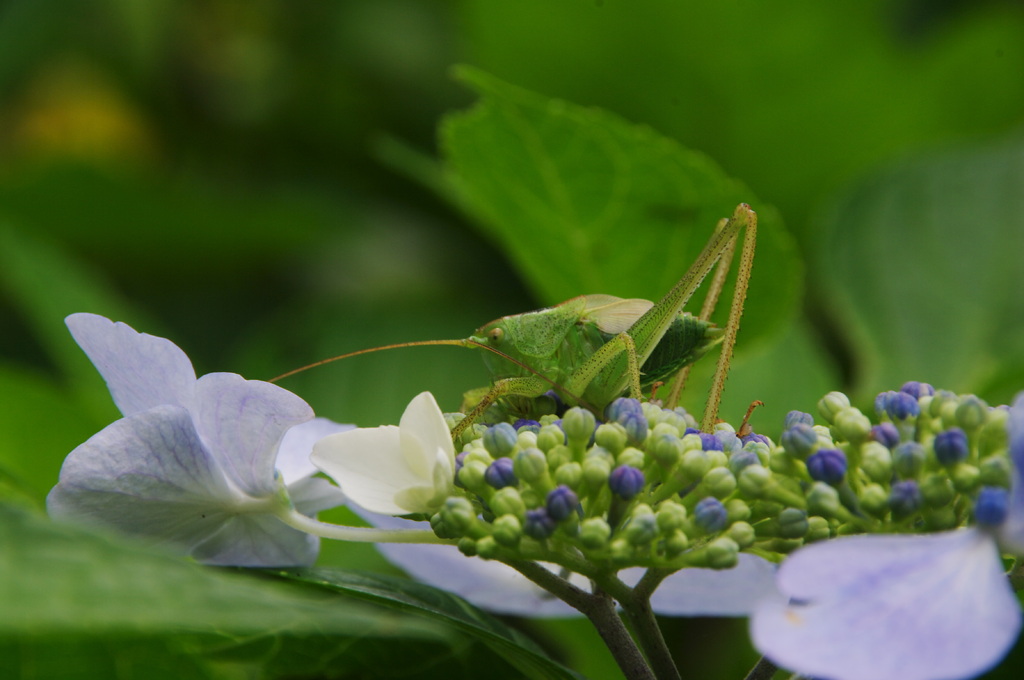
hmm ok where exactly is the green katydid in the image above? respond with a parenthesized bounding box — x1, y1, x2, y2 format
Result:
(272, 203, 757, 438)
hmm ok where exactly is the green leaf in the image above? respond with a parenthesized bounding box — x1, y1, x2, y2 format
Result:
(817, 133, 1024, 404)
(273, 568, 586, 680)
(440, 66, 801, 349)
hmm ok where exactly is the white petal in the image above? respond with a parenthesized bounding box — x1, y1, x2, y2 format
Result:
(191, 373, 313, 496)
(647, 554, 779, 617)
(277, 417, 354, 485)
(289, 476, 346, 515)
(751, 530, 1022, 680)
(398, 392, 455, 480)
(311, 426, 428, 515)
(66, 313, 197, 417)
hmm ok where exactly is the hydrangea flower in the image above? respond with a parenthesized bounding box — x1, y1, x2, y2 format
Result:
(349, 505, 779, 618)
(311, 391, 456, 515)
(48, 313, 348, 567)
(749, 393, 1024, 680)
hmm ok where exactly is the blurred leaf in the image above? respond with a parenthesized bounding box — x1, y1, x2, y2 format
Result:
(275, 568, 585, 680)
(440, 66, 801, 349)
(0, 364, 102, 504)
(818, 132, 1024, 404)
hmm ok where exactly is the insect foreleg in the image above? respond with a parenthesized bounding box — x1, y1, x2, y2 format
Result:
(563, 331, 644, 405)
(451, 376, 552, 440)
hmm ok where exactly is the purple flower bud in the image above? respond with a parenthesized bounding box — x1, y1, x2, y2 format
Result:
(741, 432, 771, 446)
(620, 411, 649, 444)
(728, 449, 761, 475)
(454, 451, 468, 488)
(781, 423, 818, 458)
(874, 390, 895, 418)
(513, 419, 541, 433)
(806, 448, 847, 485)
(608, 465, 645, 499)
(524, 508, 557, 539)
(484, 457, 518, 489)
(784, 411, 814, 429)
(893, 441, 926, 478)
(699, 432, 723, 451)
(483, 423, 518, 457)
(870, 422, 900, 449)
(900, 381, 935, 399)
(605, 397, 644, 423)
(694, 497, 729, 533)
(885, 391, 921, 421)
(542, 390, 567, 417)
(974, 486, 1009, 527)
(889, 480, 922, 518)
(933, 428, 969, 466)
(546, 485, 579, 521)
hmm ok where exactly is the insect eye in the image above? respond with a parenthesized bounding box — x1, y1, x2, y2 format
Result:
(488, 327, 504, 345)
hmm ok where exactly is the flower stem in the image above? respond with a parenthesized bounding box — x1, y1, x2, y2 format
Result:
(742, 655, 778, 680)
(618, 569, 681, 680)
(277, 508, 456, 544)
(503, 559, 657, 680)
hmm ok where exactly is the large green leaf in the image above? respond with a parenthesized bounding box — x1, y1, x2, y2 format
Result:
(440, 67, 801, 350)
(818, 133, 1024, 404)
(274, 568, 585, 680)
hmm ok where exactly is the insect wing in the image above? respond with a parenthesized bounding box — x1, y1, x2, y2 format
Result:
(580, 295, 654, 335)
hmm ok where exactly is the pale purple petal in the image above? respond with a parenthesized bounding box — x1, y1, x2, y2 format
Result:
(190, 513, 319, 567)
(1001, 392, 1024, 553)
(289, 476, 346, 515)
(277, 418, 354, 485)
(646, 554, 779, 617)
(751, 530, 1021, 680)
(47, 406, 242, 549)
(191, 373, 313, 496)
(66, 313, 196, 416)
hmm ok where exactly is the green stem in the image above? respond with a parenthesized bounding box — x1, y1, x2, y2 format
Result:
(503, 560, 656, 680)
(276, 508, 455, 544)
(618, 569, 680, 680)
(742, 655, 778, 680)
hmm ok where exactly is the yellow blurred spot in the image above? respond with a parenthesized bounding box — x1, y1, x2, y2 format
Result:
(784, 608, 805, 626)
(6, 60, 157, 166)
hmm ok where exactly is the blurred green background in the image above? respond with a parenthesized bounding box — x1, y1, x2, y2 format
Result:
(3, 1, 1024, 678)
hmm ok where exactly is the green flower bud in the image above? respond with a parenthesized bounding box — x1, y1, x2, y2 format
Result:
(562, 407, 596, 446)
(582, 456, 612, 489)
(977, 409, 1008, 457)
(778, 508, 809, 539)
(860, 441, 893, 483)
(806, 481, 841, 517)
(624, 509, 658, 546)
(955, 396, 988, 432)
(537, 424, 567, 452)
(441, 497, 477, 534)
(706, 536, 740, 569)
(650, 432, 683, 467)
(475, 535, 499, 559)
(430, 511, 458, 539)
(706, 449, 729, 469)
(457, 537, 477, 556)
(656, 501, 688, 533)
(920, 473, 956, 508)
(458, 460, 489, 492)
(860, 483, 890, 517)
(594, 423, 628, 454)
(680, 449, 711, 482)
(737, 464, 770, 498)
(805, 515, 832, 542)
(665, 530, 690, 557)
(483, 423, 519, 458)
(725, 498, 751, 522)
(979, 455, 1011, 488)
(580, 517, 612, 549)
(465, 447, 494, 466)
(704, 467, 737, 498)
(490, 486, 526, 518)
(492, 514, 522, 547)
(609, 538, 632, 561)
(727, 521, 756, 548)
(514, 447, 548, 483)
(924, 505, 958, 531)
(928, 390, 957, 418)
(517, 430, 539, 450)
(950, 463, 980, 493)
(547, 444, 573, 470)
(818, 391, 851, 424)
(652, 422, 681, 438)
(554, 462, 583, 488)
(833, 408, 872, 444)
(616, 446, 645, 469)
